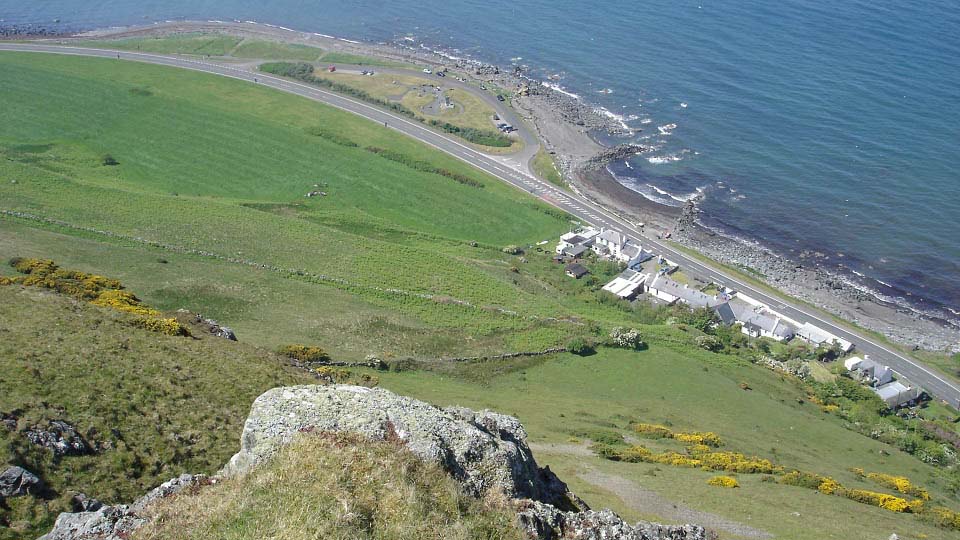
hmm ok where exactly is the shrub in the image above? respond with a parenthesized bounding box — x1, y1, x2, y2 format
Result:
(426, 119, 513, 147)
(707, 475, 739, 488)
(609, 327, 645, 350)
(696, 335, 722, 352)
(91, 290, 161, 317)
(566, 337, 595, 356)
(131, 316, 189, 336)
(304, 126, 358, 147)
(633, 423, 673, 439)
(841, 489, 911, 513)
(101, 154, 119, 166)
(865, 472, 931, 500)
(278, 345, 331, 363)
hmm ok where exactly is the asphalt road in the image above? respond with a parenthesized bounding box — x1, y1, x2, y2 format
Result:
(4, 43, 958, 406)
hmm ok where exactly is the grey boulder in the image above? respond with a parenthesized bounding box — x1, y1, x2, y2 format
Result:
(517, 500, 706, 540)
(26, 420, 90, 456)
(0, 465, 42, 498)
(221, 385, 572, 505)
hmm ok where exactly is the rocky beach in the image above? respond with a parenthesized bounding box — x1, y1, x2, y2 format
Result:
(11, 19, 958, 353)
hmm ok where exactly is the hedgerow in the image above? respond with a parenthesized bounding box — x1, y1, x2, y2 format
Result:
(365, 146, 484, 188)
(632, 423, 723, 447)
(863, 471, 931, 500)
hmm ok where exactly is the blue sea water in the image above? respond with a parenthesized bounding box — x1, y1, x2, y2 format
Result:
(3, 0, 959, 323)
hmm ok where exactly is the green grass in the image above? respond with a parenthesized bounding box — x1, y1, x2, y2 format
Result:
(134, 433, 522, 540)
(4, 51, 960, 540)
(230, 39, 324, 61)
(531, 148, 565, 188)
(0, 286, 316, 539)
(368, 347, 960, 540)
(320, 51, 416, 68)
(81, 33, 242, 56)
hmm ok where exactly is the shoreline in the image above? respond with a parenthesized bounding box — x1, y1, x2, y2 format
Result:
(7, 19, 959, 353)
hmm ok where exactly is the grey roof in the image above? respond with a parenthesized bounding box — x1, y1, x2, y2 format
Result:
(714, 299, 794, 338)
(562, 245, 588, 257)
(597, 229, 626, 246)
(621, 244, 642, 259)
(565, 263, 589, 277)
(649, 276, 723, 309)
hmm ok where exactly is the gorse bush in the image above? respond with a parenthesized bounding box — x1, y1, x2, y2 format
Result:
(707, 475, 739, 488)
(632, 423, 723, 447)
(862, 472, 931, 500)
(2, 258, 187, 336)
(278, 344, 331, 363)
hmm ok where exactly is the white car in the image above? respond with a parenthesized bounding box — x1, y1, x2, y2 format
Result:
(422, 68, 432, 74)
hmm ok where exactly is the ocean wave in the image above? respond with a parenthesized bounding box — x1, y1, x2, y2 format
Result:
(541, 81, 580, 100)
(680, 102, 688, 108)
(646, 149, 690, 164)
(640, 118, 653, 125)
(658, 123, 677, 135)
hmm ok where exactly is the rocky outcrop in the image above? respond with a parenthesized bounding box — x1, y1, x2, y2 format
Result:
(579, 144, 645, 172)
(221, 385, 572, 506)
(39, 386, 708, 540)
(0, 465, 42, 498)
(517, 500, 706, 540)
(38, 474, 203, 540)
(26, 420, 90, 456)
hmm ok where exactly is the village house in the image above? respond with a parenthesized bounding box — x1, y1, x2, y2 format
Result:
(564, 263, 590, 279)
(714, 298, 795, 341)
(556, 228, 599, 255)
(602, 269, 649, 300)
(874, 381, 923, 409)
(796, 322, 853, 352)
(646, 275, 724, 309)
(844, 356, 894, 387)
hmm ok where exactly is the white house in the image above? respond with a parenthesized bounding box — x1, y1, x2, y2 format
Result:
(874, 381, 922, 408)
(796, 322, 853, 352)
(556, 228, 598, 255)
(592, 228, 627, 259)
(849, 357, 894, 387)
(714, 299, 794, 341)
(646, 275, 725, 309)
(602, 269, 648, 300)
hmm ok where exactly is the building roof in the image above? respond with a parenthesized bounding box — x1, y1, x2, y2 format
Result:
(602, 270, 648, 298)
(562, 244, 589, 257)
(796, 323, 853, 351)
(564, 263, 589, 278)
(713, 299, 794, 338)
(843, 356, 865, 370)
(597, 229, 626, 247)
(648, 275, 723, 309)
(621, 244, 642, 259)
(874, 381, 920, 405)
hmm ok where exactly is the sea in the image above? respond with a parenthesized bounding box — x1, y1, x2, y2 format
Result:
(3, 0, 959, 326)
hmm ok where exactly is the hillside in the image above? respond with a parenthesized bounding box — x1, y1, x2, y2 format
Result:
(3, 50, 960, 540)
(0, 285, 316, 538)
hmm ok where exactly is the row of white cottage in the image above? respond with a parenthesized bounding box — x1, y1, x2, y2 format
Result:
(844, 356, 923, 408)
(558, 227, 853, 352)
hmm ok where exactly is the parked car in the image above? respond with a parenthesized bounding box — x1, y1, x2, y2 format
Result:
(497, 94, 505, 101)
(422, 68, 432, 74)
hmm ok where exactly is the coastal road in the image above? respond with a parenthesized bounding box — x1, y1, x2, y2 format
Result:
(3, 43, 959, 406)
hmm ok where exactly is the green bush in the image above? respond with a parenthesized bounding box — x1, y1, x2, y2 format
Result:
(365, 146, 483, 188)
(566, 337, 595, 356)
(427, 120, 512, 147)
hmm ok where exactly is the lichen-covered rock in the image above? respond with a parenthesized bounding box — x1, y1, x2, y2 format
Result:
(38, 474, 203, 540)
(222, 385, 571, 505)
(516, 500, 707, 540)
(70, 493, 103, 512)
(26, 420, 90, 456)
(0, 465, 42, 498)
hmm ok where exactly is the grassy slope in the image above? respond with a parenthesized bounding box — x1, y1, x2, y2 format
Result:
(0, 51, 605, 355)
(2, 52, 959, 540)
(231, 39, 324, 61)
(135, 434, 521, 540)
(81, 33, 243, 55)
(369, 348, 959, 540)
(531, 148, 565, 188)
(0, 286, 316, 539)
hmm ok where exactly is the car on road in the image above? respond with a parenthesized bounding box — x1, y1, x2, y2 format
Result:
(497, 95, 505, 101)
(422, 68, 432, 74)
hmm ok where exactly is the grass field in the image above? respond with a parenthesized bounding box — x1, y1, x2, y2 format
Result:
(531, 148, 566, 188)
(4, 51, 960, 540)
(320, 51, 416, 68)
(368, 348, 960, 540)
(312, 70, 517, 149)
(0, 286, 317, 539)
(231, 39, 324, 61)
(81, 33, 243, 56)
